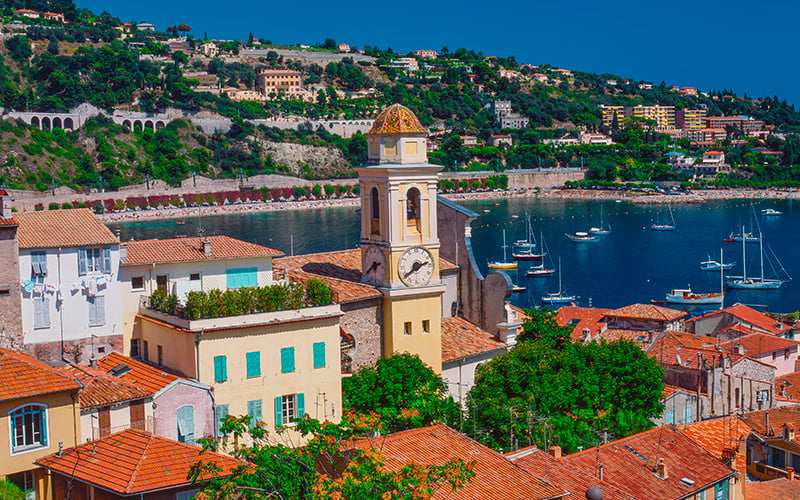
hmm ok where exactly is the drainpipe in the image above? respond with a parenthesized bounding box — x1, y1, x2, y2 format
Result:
(58, 247, 69, 364)
(194, 328, 204, 381)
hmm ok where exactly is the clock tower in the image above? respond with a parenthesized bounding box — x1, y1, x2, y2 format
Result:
(355, 104, 444, 372)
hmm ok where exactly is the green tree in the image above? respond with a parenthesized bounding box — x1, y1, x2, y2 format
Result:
(5, 36, 32, 63)
(0, 479, 26, 500)
(343, 353, 461, 433)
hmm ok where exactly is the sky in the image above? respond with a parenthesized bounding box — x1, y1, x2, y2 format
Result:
(79, 0, 800, 106)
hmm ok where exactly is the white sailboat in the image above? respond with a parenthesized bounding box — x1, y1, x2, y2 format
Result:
(589, 205, 612, 235)
(513, 214, 543, 260)
(541, 258, 576, 305)
(727, 227, 790, 289)
(650, 203, 676, 231)
(667, 249, 725, 306)
(527, 233, 555, 277)
(488, 229, 518, 270)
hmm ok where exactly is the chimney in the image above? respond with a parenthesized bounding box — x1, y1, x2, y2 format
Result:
(119, 243, 128, 262)
(766, 411, 771, 436)
(0, 190, 11, 219)
(549, 445, 562, 459)
(788, 467, 795, 481)
(203, 237, 212, 256)
(655, 458, 667, 478)
(734, 343, 744, 355)
(598, 463, 604, 481)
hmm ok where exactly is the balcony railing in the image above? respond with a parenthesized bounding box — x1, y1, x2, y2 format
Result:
(93, 417, 156, 440)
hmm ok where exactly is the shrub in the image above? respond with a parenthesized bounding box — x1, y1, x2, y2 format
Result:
(77, 202, 87, 208)
(306, 278, 331, 306)
(294, 187, 308, 199)
(324, 184, 335, 197)
(311, 185, 322, 198)
(48, 202, 59, 210)
(35, 204, 44, 211)
(61, 202, 73, 209)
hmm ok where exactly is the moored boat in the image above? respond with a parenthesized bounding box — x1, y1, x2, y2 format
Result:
(565, 231, 599, 243)
(665, 288, 724, 305)
(488, 229, 518, 270)
(541, 258, 577, 306)
(699, 255, 735, 271)
(761, 208, 783, 216)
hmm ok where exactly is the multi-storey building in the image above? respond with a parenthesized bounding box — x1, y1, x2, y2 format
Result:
(676, 108, 708, 130)
(15, 209, 122, 364)
(705, 115, 765, 135)
(601, 105, 676, 130)
(0, 191, 22, 349)
(256, 69, 303, 97)
(489, 100, 529, 129)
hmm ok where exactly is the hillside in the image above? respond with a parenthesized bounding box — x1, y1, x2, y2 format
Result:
(1, 1, 800, 191)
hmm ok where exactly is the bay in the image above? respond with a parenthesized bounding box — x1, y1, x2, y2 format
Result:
(111, 197, 800, 313)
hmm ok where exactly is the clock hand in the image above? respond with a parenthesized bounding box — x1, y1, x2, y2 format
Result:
(367, 260, 379, 274)
(404, 261, 423, 279)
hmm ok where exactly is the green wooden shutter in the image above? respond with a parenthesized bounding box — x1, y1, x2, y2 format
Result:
(102, 247, 111, 273)
(39, 408, 47, 446)
(297, 393, 305, 419)
(176, 405, 195, 445)
(78, 248, 87, 275)
(214, 355, 227, 382)
(216, 404, 229, 436)
(280, 347, 295, 373)
(683, 407, 693, 424)
(274, 396, 282, 426)
(226, 267, 258, 289)
(246, 351, 261, 377)
(247, 399, 262, 428)
(313, 342, 325, 368)
(665, 409, 674, 425)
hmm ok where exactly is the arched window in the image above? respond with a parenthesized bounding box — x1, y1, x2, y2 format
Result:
(10, 404, 47, 453)
(406, 187, 421, 231)
(370, 187, 380, 234)
(340, 329, 355, 374)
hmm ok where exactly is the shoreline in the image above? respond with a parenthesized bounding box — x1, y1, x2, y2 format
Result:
(99, 188, 797, 224)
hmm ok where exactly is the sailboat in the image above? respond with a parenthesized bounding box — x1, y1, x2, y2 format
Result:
(589, 205, 612, 235)
(541, 258, 577, 305)
(666, 249, 725, 306)
(512, 214, 543, 260)
(700, 253, 735, 271)
(650, 203, 676, 231)
(527, 233, 555, 277)
(488, 229, 518, 270)
(726, 227, 791, 289)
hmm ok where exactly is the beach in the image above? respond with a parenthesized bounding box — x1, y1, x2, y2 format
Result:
(97, 187, 798, 223)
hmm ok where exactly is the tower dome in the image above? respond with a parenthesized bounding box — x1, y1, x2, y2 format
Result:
(367, 103, 427, 136)
(366, 104, 428, 164)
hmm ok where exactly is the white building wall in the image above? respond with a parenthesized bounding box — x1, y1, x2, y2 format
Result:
(442, 351, 503, 407)
(19, 246, 122, 351)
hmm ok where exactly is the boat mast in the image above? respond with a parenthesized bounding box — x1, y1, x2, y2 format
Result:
(502, 229, 508, 262)
(759, 230, 765, 283)
(557, 257, 562, 295)
(720, 248, 724, 295)
(742, 225, 747, 283)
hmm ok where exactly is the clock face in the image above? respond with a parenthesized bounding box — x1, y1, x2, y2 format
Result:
(363, 245, 386, 286)
(398, 246, 434, 287)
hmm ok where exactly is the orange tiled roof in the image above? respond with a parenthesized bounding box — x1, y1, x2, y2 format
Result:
(562, 426, 734, 499)
(509, 446, 635, 500)
(275, 248, 456, 304)
(96, 352, 180, 395)
(353, 425, 567, 499)
(15, 209, 118, 248)
(688, 303, 786, 335)
(555, 306, 610, 342)
(0, 348, 81, 402)
(36, 429, 242, 494)
(740, 406, 800, 438)
(719, 332, 800, 357)
(777, 372, 800, 402)
(746, 478, 800, 500)
(600, 329, 660, 350)
(608, 303, 686, 322)
(122, 235, 282, 265)
(367, 103, 427, 135)
(682, 418, 751, 476)
(0, 217, 19, 226)
(441, 317, 506, 362)
(57, 364, 151, 409)
(662, 384, 694, 399)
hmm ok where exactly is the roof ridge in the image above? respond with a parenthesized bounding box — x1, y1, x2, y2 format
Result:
(125, 430, 153, 494)
(565, 424, 673, 458)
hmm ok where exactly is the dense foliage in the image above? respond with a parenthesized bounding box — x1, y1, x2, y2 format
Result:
(342, 353, 461, 434)
(465, 309, 664, 453)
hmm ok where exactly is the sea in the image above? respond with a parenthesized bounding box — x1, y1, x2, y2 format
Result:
(111, 197, 800, 314)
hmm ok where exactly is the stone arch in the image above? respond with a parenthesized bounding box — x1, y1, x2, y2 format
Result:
(122, 120, 132, 130)
(41, 116, 51, 130)
(144, 120, 154, 131)
(63, 117, 74, 130)
(406, 186, 421, 232)
(30, 116, 40, 128)
(133, 120, 143, 132)
(52, 117, 62, 129)
(155, 120, 165, 130)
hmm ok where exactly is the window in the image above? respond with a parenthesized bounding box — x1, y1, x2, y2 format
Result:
(246, 351, 261, 378)
(280, 347, 295, 373)
(773, 351, 778, 360)
(78, 247, 111, 275)
(422, 320, 430, 334)
(214, 355, 228, 382)
(157, 345, 163, 366)
(226, 267, 258, 289)
(7, 471, 34, 493)
(88, 296, 105, 326)
(683, 407, 693, 424)
(130, 339, 141, 358)
(10, 404, 47, 453)
(313, 342, 326, 369)
(143, 340, 149, 361)
(33, 296, 50, 329)
(665, 409, 674, 425)
(791, 452, 800, 472)
(770, 446, 786, 468)
(406, 187, 420, 228)
(31, 251, 47, 276)
(131, 276, 144, 290)
(370, 187, 380, 234)
(0, 288, 9, 296)
(275, 394, 305, 425)
(176, 405, 195, 445)
(156, 275, 168, 293)
(190, 273, 201, 282)
(175, 489, 202, 500)
(216, 404, 229, 436)
(247, 399, 262, 429)
(735, 388, 740, 408)
(714, 478, 729, 500)
(404, 322, 412, 336)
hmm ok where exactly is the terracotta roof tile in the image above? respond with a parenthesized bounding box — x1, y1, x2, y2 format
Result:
(15, 209, 118, 248)
(719, 332, 800, 356)
(740, 406, 800, 438)
(441, 317, 507, 362)
(687, 303, 787, 335)
(601, 329, 659, 350)
(777, 372, 800, 402)
(0, 217, 18, 226)
(57, 364, 151, 409)
(682, 418, 751, 476)
(36, 429, 242, 494)
(747, 478, 800, 500)
(0, 348, 82, 402)
(608, 303, 686, 322)
(555, 306, 610, 342)
(353, 425, 567, 499)
(122, 235, 282, 265)
(562, 426, 734, 499)
(368, 104, 427, 135)
(508, 447, 635, 500)
(96, 352, 181, 394)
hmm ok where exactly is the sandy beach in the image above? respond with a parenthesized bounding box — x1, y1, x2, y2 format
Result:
(97, 187, 798, 223)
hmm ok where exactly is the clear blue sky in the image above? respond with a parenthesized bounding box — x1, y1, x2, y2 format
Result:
(78, 0, 800, 106)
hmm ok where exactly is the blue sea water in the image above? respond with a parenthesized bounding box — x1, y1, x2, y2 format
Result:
(112, 197, 800, 313)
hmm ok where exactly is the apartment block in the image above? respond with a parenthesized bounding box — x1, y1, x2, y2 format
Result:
(676, 108, 708, 130)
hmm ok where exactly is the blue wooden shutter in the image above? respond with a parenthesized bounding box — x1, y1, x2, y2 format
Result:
(274, 396, 282, 426)
(297, 393, 305, 419)
(665, 409, 674, 425)
(215, 404, 229, 436)
(78, 248, 87, 275)
(247, 399, 262, 428)
(34, 297, 50, 329)
(683, 407, 693, 424)
(39, 408, 47, 446)
(280, 347, 295, 373)
(246, 351, 261, 377)
(176, 405, 195, 445)
(102, 247, 111, 273)
(214, 355, 227, 382)
(313, 342, 325, 368)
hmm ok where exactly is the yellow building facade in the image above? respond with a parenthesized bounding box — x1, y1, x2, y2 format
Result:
(355, 104, 445, 373)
